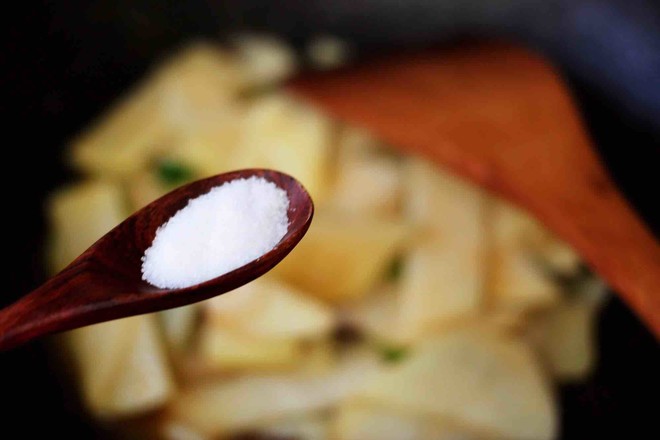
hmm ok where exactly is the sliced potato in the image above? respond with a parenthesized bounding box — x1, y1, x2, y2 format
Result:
(105, 315, 176, 417)
(70, 43, 244, 178)
(169, 353, 380, 436)
(403, 158, 484, 243)
(490, 250, 560, 316)
(205, 277, 334, 339)
(343, 284, 402, 344)
(274, 210, 409, 302)
(161, 421, 210, 440)
(398, 241, 484, 341)
(296, 340, 338, 375)
(328, 156, 402, 217)
(399, 159, 485, 340)
(158, 304, 200, 353)
(333, 404, 481, 440)
(334, 125, 383, 164)
(327, 126, 402, 216)
(180, 338, 336, 384)
(482, 308, 528, 333)
(69, 81, 173, 178)
(230, 93, 333, 200)
(489, 198, 540, 248)
(65, 318, 139, 415)
(48, 181, 126, 272)
(67, 315, 174, 419)
(535, 302, 597, 381)
(489, 200, 562, 316)
(126, 171, 169, 210)
(155, 43, 245, 129)
(334, 404, 423, 440)
(255, 413, 329, 440)
(196, 323, 302, 371)
(167, 119, 241, 178)
(234, 34, 298, 86)
(530, 280, 606, 381)
(354, 326, 557, 440)
(533, 238, 581, 277)
(491, 199, 580, 276)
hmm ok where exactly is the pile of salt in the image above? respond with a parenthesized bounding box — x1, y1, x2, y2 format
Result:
(141, 176, 289, 289)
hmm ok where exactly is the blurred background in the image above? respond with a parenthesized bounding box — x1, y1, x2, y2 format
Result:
(1, 1, 659, 438)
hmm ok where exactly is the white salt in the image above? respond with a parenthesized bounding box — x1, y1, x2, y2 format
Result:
(141, 176, 289, 289)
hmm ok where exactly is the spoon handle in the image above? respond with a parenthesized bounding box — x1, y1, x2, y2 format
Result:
(0, 260, 92, 350)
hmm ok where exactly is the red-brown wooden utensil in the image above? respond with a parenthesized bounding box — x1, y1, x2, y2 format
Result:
(289, 42, 660, 337)
(0, 169, 313, 350)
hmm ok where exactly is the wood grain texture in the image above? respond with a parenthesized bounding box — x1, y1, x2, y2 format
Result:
(0, 169, 313, 350)
(289, 42, 660, 338)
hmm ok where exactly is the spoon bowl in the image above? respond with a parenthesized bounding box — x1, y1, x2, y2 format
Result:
(0, 169, 314, 350)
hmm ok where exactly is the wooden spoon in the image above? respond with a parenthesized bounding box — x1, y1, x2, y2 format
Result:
(0, 169, 313, 350)
(289, 42, 660, 337)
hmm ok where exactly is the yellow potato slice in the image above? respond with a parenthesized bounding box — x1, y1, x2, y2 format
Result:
(169, 353, 379, 437)
(233, 34, 298, 86)
(196, 323, 302, 372)
(296, 340, 338, 375)
(490, 199, 580, 276)
(328, 156, 402, 217)
(104, 315, 176, 417)
(488, 200, 562, 317)
(353, 326, 557, 440)
(158, 304, 200, 353)
(274, 210, 409, 302)
(533, 238, 581, 277)
(65, 318, 139, 415)
(333, 404, 482, 440)
(490, 251, 560, 315)
(154, 43, 246, 129)
(255, 413, 329, 440)
(70, 43, 245, 178)
(167, 119, 241, 178)
(161, 421, 209, 440)
(334, 125, 383, 164)
(126, 171, 169, 210)
(204, 277, 334, 339)
(343, 284, 402, 344)
(398, 158, 485, 340)
(403, 158, 485, 243)
(326, 126, 402, 216)
(67, 315, 174, 419)
(334, 405, 428, 440)
(536, 302, 597, 381)
(179, 338, 336, 384)
(48, 181, 126, 272)
(398, 241, 484, 342)
(69, 80, 173, 178)
(529, 279, 606, 381)
(229, 93, 333, 200)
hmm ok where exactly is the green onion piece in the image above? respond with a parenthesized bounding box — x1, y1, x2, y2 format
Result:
(156, 160, 194, 187)
(380, 345, 408, 363)
(387, 255, 404, 281)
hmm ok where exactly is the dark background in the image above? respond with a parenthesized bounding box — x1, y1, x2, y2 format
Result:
(1, 1, 658, 437)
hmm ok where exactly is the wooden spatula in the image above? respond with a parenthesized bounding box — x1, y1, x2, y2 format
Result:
(289, 42, 660, 337)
